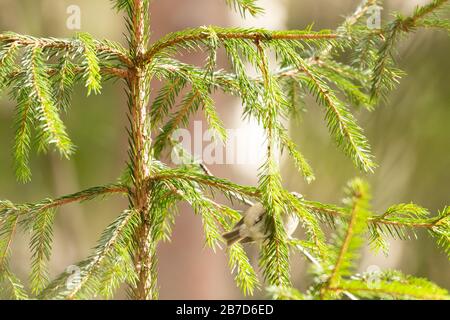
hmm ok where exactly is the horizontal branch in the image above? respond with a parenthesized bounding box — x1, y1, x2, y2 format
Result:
(153, 57, 314, 95)
(0, 33, 70, 49)
(148, 166, 447, 235)
(400, 0, 449, 32)
(7, 66, 129, 81)
(0, 33, 133, 67)
(39, 185, 128, 212)
(0, 215, 19, 270)
(342, 0, 378, 27)
(323, 188, 363, 296)
(143, 27, 337, 63)
(274, 0, 379, 77)
(303, 201, 448, 231)
(198, 163, 254, 206)
(0, 184, 128, 218)
(149, 170, 259, 199)
(328, 283, 448, 300)
(96, 66, 130, 79)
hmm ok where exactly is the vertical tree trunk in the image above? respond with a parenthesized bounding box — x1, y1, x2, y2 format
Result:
(127, 0, 154, 300)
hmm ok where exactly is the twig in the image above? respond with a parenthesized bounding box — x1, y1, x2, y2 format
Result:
(293, 242, 358, 300)
(144, 28, 337, 63)
(198, 163, 255, 207)
(0, 33, 133, 67)
(1, 184, 128, 218)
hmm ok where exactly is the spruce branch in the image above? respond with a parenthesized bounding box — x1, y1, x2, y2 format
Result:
(12, 88, 34, 182)
(0, 184, 128, 220)
(52, 55, 76, 112)
(224, 0, 263, 17)
(0, 268, 29, 300)
(169, 138, 255, 207)
(157, 143, 449, 262)
(320, 179, 370, 299)
(1, 0, 448, 300)
(304, 200, 450, 257)
(198, 163, 255, 207)
(277, 126, 315, 183)
(40, 208, 139, 299)
(150, 74, 187, 128)
(7, 64, 129, 82)
(27, 46, 74, 156)
(77, 32, 103, 95)
(172, 186, 260, 294)
(152, 89, 201, 157)
(0, 39, 18, 92)
(152, 63, 227, 156)
(371, 0, 449, 100)
(255, 40, 292, 288)
(0, 214, 19, 272)
(0, 214, 27, 300)
(333, 270, 449, 300)
(150, 160, 259, 294)
(341, 0, 379, 28)
(144, 27, 337, 63)
(228, 243, 259, 295)
(284, 194, 327, 260)
(179, 150, 323, 261)
(29, 208, 55, 294)
(267, 286, 305, 300)
(0, 32, 132, 66)
(291, 54, 375, 172)
(271, 0, 379, 80)
(149, 169, 259, 201)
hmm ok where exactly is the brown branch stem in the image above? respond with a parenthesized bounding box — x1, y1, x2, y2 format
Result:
(0, 33, 132, 67)
(143, 28, 337, 64)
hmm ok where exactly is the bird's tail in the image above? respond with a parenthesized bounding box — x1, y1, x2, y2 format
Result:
(222, 229, 242, 246)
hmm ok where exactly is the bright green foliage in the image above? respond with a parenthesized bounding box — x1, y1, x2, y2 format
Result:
(12, 89, 34, 182)
(111, 0, 132, 12)
(0, 213, 28, 300)
(229, 244, 259, 295)
(371, 0, 450, 101)
(77, 33, 102, 96)
(267, 180, 449, 300)
(0, 41, 18, 92)
(267, 285, 305, 300)
(40, 208, 139, 299)
(291, 55, 376, 172)
(320, 179, 371, 299)
(29, 208, 56, 294)
(224, 0, 263, 17)
(338, 270, 449, 300)
(0, 270, 28, 300)
(0, 31, 126, 182)
(53, 56, 76, 112)
(0, 0, 449, 300)
(150, 75, 187, 128)
(28, 47, 73, 155)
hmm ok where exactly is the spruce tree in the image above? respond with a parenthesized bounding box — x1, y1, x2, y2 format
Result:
(0, 0, 449, 300)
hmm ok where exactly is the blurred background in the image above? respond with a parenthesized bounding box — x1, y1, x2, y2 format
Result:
(0, 0, 448, 299)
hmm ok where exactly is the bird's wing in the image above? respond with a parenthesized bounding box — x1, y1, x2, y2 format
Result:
(234, 217, 245, 228)
(239, 237, 254, 244)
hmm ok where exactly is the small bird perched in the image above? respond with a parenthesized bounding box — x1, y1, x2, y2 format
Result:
(222, 192, 303, 246)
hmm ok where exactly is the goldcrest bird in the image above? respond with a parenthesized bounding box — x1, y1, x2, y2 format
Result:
(222, 192, 303, 246)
